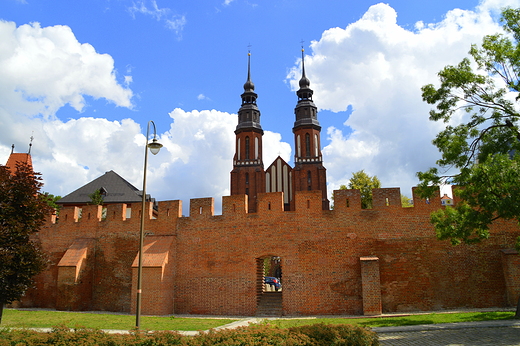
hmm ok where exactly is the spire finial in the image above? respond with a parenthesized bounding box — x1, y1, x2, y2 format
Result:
(243, 46, 255, 92)
(301, 45, 306, 78)
(11, 144, 14, 154)
(28, 132, 34, 154)
(247, 49, 251, 82)
(299, 41, 310, 90)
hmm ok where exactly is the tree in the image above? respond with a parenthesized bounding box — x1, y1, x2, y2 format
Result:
(418, 8, 520, 317)
(88, 189, 104, 205)
(43, 192, 61, 211)
(0, 162, 52, 324)
(418, 7, 520, 248)
(348, 170, 381, 209)
(401, 194, 413, 208)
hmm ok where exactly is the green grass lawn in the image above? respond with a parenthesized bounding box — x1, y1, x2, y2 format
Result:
(267, 311, 516, 329)
(1, 309, 238, 331)
(0, 309, 516, 331)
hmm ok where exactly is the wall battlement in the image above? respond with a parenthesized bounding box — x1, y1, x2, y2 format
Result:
(48, 186, 452, 226)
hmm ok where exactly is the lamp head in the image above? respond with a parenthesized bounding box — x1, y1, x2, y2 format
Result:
(148, 138, 163, 155)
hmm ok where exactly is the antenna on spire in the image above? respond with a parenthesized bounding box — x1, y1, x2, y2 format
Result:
(243, 43, 255, 93)
(300, 40, 306, 78)
(28, 132, 34, 154)
(247, 44, 252, 79)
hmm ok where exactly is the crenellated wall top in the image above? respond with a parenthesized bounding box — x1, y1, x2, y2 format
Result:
(47, 186, 456, 225)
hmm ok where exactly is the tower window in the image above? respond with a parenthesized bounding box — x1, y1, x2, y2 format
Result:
(307, 171, 312, 190)
(237, 138, 241, 160)
(246, 173, 249, 185)
(305, 133, 311, 157)
(245, 136, 250, 160)
(315, 134, 319, 157)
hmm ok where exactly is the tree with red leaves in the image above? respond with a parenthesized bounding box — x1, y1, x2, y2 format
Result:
(0, 162, 52, 324)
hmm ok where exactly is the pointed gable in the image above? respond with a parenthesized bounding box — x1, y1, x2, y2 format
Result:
(57, 170, 145, 205)
(5, 153, 33, 174)
(266, 156, 293, 206)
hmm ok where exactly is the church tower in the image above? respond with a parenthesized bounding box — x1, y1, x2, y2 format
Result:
(291, 48, 330, 210)
(230, 53, 265, 213)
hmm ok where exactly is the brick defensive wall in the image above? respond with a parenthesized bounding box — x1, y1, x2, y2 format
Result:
(23, 186, 520, 316)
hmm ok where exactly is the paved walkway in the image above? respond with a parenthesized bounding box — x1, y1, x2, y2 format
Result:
(375, 320, 520, 345)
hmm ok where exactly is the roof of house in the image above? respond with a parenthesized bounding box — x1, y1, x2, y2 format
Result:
(57, 170, 149, 205)
(5, 153, 33, 174)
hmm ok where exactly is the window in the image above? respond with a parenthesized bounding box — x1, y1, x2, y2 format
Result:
(237, 138, 241, 160)
(245, 136, 250, 160)
(305, 133, 311, 157)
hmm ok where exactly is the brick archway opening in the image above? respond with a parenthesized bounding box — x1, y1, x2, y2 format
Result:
(256, 256, 283, 317)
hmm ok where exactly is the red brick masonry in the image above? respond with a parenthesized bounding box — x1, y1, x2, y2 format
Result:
(24, 187, 520, 316)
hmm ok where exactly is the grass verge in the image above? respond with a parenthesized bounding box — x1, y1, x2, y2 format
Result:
(267, 311, 516, 329)
(1, 309, 237, 331)
(1, 309, 515, 331)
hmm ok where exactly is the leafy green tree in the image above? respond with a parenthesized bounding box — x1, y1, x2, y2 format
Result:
(418, 7, 520, 249)
(401, 195, 413, 208)
(348, 170, 381, 209)
(0, 162, 52, 324)
(88, 189, 104, 205)
(418, 7, 520, 317)
(43, 192, 61, 211)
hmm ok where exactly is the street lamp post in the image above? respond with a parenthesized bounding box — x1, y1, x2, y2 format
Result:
(136, 120, 163, 329)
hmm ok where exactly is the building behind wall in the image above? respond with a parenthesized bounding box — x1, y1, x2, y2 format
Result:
(8, 53, 520, 316)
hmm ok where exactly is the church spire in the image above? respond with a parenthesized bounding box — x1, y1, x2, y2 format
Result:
(298, 47, 311, 91)
(294, 47, 319, 129)
(291, 46, 329, 211)
(236, 52, 262, 131)
(230, 51, 265, 213)
(244, 51, 254, 92)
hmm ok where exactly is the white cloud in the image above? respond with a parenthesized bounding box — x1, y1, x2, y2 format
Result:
(128, 0, 186, 37)
(0, 21, 134, 194)
(166, 16, 186, 35)
(287, 1, 511, 198)
(0, 20, 133, 118)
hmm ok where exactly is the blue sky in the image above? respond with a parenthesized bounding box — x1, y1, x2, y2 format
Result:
(1, 0, 518, 213)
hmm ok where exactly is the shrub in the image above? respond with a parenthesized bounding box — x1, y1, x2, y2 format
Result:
(289, 323, 379, 346)
(190, 324, 310, 346)
(0, 323, 379, 345)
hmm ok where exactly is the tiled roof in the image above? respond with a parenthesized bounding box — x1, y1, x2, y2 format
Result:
(57, 170, 144, 205)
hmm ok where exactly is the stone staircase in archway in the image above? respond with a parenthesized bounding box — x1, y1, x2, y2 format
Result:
(256, 292, 283, 317)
